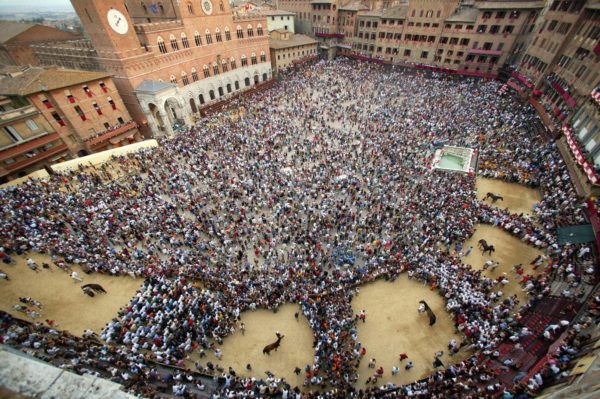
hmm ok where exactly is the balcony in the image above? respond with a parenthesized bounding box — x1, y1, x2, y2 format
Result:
(467, 48, 503, 56)
(0, 105, 38, 123)
(85, 121, 138, 148)
(315, 32, 345, 39)
(4, 143, 68, 174)
(0, 132, 60, 161)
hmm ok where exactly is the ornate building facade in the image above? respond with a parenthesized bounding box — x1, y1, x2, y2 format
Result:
(70, 0, 272, 136)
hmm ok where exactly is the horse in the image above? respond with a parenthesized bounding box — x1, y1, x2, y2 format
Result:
(477, 239, 488, 249)
(482, 244, 495, 256)
(483, 192, 504, 203)
(262, 334, 284, 355)
(419, 300, 437, 326)
(82, 283, 107, 293)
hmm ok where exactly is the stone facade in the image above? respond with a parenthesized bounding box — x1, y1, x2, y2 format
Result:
(70, 0, 272, 137)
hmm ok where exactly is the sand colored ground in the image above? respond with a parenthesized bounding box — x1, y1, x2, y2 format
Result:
(462, 223, 543, 302)
(193, 303, 314, 388)
(0, 254, 142, 337)
(476, 177, 541, 216)
(352, 276, 470, 388)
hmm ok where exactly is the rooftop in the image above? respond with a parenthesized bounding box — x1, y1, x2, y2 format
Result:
(0, 67, 111, 96)
(135, 80, 178, 94)
(270, 34, 318, 50)
(339, 2, 370, 12)
(264, 9, 296, 16)
(446, 7, 479, 23)
(0, 21, 34, 44)
(475, 1, 545, 10)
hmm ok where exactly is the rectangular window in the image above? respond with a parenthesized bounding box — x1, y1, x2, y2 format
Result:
(421, 51, 428, 59)
(3, 126, 23, 142)
(74, 105, 86, 121)
(25, 119, 39, 131)
(51, 111, 65, 126)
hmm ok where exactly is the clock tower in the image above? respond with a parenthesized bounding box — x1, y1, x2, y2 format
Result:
(70, 1, 143, 61)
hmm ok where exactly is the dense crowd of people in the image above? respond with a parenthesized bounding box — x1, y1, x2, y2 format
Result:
(0, 59, 596, 398)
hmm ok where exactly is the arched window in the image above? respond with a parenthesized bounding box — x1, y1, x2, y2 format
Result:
(247, 24, 254, 37)
(203, 65, 210, 78)
(426, 10, 433, 18)
(141, 1, 148, 14)
(191, 67, 198, 81)
(251, 52, 257, 65)
(215, 27, 222, 42)
(221, 58, 228, 72)
(219, 1, 224, 11)
(257, 24, 263, 36)
(205, 29, 213, 44)
(170, 34, 179, 50)
(224, 26, 231, 41)
(230, 57, 237, 70)
(170, 74, 177, 84)
(194, 31, 202, 46)
(241, 54, 247, 66)
(237, 25, 244, 39)
(212, 62, 219, 75)
(158, 2, 165, 14)
(187, 2, 194, 14)
(181, 71, 189, 85)
(209, 90, 215, 100)
(235, 81, 239, 90)
(157, 36, 167, 53)
(181, 32, 189, 48)
(260, 51, 266, 62)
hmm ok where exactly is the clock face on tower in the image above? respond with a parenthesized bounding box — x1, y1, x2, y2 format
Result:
(107, 9, 129, 35)
(201, 0, 214, 15)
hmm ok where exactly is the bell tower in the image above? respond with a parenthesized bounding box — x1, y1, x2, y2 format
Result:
(70, 0, 142, 60)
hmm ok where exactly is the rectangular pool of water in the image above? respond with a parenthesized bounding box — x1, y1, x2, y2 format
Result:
(438, 154, 465, 171)
(430, 146, 477, 174)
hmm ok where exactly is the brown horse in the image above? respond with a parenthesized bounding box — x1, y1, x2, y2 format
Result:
(262, 334, 284, 355)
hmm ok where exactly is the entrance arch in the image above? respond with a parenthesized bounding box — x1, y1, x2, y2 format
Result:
(254, 74, 259, 84)
(148, 103, 166, 132)
(244, 77, 250, 87)
(163, 97, 184, 126)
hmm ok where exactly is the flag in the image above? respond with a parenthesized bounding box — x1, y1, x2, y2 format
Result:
(150, 3, 158, 13)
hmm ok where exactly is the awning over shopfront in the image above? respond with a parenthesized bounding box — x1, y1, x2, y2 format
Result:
(563, 126, 600, 186)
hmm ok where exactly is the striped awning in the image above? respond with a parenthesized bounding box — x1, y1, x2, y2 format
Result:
(563, 126, 600, 185)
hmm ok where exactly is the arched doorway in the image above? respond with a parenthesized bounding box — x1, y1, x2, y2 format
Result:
(244, 77, 250, 87)
(148, 103, 166, 132)
(189, 98, 198, 113)
(209, 90, 215, 100)
(226, 83, 232, 93)
(77, 149, 89, 157)
(199, 94, 205, 105)
(163, 97, 184, 126)
(235, 81, 240, 90)
(262, 73, 268, 82)
(254, 74, 259, 84)
(218, 87, 224, 97)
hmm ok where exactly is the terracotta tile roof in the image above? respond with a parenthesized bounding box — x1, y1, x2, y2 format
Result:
(270, 34, 318, 50)
(0, 67, 110, 96)
(0, 21, 34, 44)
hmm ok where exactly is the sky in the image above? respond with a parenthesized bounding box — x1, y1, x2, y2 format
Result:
(0, 0, 75, 12)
